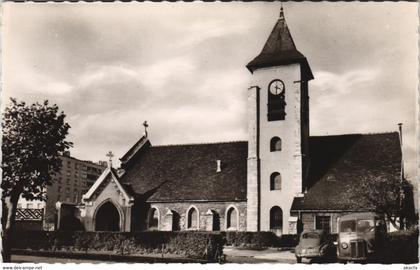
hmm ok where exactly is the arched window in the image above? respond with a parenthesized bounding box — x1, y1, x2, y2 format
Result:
(187, 207, 199, 229)
(226, 207, 238, 230)
(148, 207, 159, 229)
(270, 206, 283, 230)
(270, 137, 282, 152)
(270, 172, 281, 190)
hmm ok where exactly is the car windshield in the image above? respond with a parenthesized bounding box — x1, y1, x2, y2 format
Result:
(302, 232, 320, 239)
(357, 219, 374, 233)
(340, 220, 356, 232)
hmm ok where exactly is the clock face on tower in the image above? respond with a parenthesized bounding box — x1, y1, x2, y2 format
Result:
(268, 79, 285, 95)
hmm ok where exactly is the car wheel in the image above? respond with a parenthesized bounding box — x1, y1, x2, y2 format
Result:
(296, 257, 302, 263)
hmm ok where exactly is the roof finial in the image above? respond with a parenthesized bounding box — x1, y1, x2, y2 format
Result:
(280, 2, 284, 19)
(143, 121, 149, 138)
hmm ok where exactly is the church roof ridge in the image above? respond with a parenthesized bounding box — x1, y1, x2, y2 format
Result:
(310, 131, 399, 138)
(151, 140, 247, 148)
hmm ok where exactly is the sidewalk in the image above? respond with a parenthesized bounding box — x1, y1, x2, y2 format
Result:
(224, 247, 297, 263)
(11, 249, 205, 263)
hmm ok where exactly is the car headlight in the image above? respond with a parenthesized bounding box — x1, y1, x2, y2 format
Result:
(341, 242, 348, 249)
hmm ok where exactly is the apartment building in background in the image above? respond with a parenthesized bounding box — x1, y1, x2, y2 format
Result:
(17, 151, 106, 231)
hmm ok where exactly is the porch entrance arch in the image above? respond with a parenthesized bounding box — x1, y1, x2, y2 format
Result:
(95, 201, 121, 231)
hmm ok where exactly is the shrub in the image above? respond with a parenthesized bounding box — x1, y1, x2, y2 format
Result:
(12, 231, 224, 262)
(383, 228, 418, 263)
(222, 231, 298, 248)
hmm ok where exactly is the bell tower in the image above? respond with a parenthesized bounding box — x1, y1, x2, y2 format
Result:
(246, 7, 313, 234)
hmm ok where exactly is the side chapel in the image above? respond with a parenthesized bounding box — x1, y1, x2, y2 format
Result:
(78, 7, 402, 235)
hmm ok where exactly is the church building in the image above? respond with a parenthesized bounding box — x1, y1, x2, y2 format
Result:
(78, 8, 402, 235)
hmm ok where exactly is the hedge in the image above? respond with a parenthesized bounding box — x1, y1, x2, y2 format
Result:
(222, 231, 298, 249)
(11, 231, 224, 262)
(382, 228, 418, 264)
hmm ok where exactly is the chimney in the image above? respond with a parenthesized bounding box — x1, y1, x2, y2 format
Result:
(216, 160, 222, 172)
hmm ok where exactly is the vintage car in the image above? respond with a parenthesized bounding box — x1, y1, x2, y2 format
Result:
(337, 212, 387, 262)
(295, 229, 336, 263)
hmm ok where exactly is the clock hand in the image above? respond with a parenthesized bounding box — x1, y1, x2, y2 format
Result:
(274, 84, 281, 94)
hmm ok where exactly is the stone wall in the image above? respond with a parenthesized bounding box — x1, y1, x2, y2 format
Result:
(148, 201, 247, 231)
(300, 212, 343, 233)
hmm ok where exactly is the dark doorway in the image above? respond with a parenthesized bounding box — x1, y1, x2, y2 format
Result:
(270, 206, 283, 236)
(212, 211, 220, 231)
(95, 201, 120, 231)
(172, 211, 181, 231)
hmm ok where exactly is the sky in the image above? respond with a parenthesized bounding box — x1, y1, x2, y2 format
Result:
(2, 2, 418, 182)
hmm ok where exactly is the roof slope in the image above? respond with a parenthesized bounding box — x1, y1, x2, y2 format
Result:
(292, 132, 402, 211)
(246, 9, 313, 80)
(120, 141, 248, 202)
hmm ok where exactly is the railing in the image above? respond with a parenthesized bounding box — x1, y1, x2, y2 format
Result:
(15, 208, 43, 221)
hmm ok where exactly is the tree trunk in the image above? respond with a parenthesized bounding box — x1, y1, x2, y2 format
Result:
(2, 194, 19, 262)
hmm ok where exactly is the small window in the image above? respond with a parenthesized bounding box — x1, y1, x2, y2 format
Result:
(226, 207, 238, 230)
(326, 175, 335, 181)
(270, 137, 282, 152)
(316, 215, 331, 233)
(187, 207, 199, 229)
(270, 172, 281, 190)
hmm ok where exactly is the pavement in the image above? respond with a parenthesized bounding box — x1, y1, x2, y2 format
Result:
(11, 254, 108, 264)
(224, 247, 297, 263)
(11, 247, 299, 264)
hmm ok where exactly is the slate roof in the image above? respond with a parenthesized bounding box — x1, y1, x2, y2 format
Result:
(246, 9, 314, 81)
(120, 141, 248, 202)
(118, 132, 401, 206)
(292, 132, 402, 212)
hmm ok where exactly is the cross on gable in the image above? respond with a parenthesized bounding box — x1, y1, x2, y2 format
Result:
(106, 151, 114, 167)
(106, 151, 114, 160)
(143, 121, 149, 137)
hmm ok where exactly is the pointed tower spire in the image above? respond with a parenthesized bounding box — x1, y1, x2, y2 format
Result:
(246, 5, 313, 81)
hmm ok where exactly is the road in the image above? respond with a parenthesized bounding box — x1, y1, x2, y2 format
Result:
(11, 248, 331, 264)
(12, 254, 110, 263)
